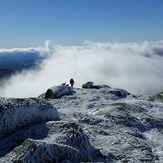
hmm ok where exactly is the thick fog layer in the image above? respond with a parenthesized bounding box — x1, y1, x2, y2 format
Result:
(1, 40, 163, 97)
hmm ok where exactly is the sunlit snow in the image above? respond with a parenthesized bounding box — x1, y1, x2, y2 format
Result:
(0, 84, 163, 162)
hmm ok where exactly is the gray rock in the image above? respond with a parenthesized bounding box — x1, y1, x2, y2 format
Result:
(82, 82, 111, 89)
(109, 88, 129, 98)
(82, 81, 94, 89)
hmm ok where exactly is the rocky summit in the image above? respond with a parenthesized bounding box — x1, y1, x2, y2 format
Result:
(0, 84, 163, 162)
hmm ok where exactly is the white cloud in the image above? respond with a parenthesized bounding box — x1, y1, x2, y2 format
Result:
(1, 40, 163, 98)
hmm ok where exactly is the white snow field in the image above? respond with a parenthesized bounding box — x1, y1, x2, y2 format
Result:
(0, 84, 163, 162)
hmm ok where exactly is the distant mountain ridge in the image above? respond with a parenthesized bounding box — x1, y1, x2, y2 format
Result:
(0, 50, 44, 71)
(0, 50, 45, 82)
(0, 68, 15, 79)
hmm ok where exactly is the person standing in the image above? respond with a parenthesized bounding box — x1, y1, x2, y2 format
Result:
(70, 78, 75, 87)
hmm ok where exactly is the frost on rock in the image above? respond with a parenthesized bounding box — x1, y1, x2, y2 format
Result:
(0, 121, 93, 163)
(82, 81, 111, 89)
(149, 91, 163, 102)
(82, 81, 94, 88)
(1, 85, 163, 162)
(109, 88, 129, 98)
(0, 97, 60, 140)
(44, 85, 75, 99)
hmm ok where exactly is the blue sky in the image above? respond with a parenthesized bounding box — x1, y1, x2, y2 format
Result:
(0, 0, 163, 48)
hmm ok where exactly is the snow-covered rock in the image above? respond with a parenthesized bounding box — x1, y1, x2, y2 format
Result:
(0, 86, 163, 162)
(82, 81, 111, 89)
(45, 85, 75, 99)
(109, 88, 129, 98)
(0, 97, 60, 140)
(82, 81, 94, 88)
(0, 121, 94, 162)
(49, 87, 163, 162)
(149, 91, 163, 103)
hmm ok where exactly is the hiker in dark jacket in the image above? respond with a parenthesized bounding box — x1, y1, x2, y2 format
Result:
(70, 78, 75, 87)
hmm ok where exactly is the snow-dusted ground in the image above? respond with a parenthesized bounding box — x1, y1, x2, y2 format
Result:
(0, 85, 163, 162)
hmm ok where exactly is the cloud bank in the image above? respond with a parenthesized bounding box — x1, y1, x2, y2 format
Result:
(1, 40, 163, 98)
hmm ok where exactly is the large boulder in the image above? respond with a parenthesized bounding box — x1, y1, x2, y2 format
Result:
(82, 82, 94, 89)
(0, 121, 94, 162)
(82, 81, 111, 89)
(0, 97, 60, 140)
(45, 85, 75, 99)
(109, 88, 129, 98)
